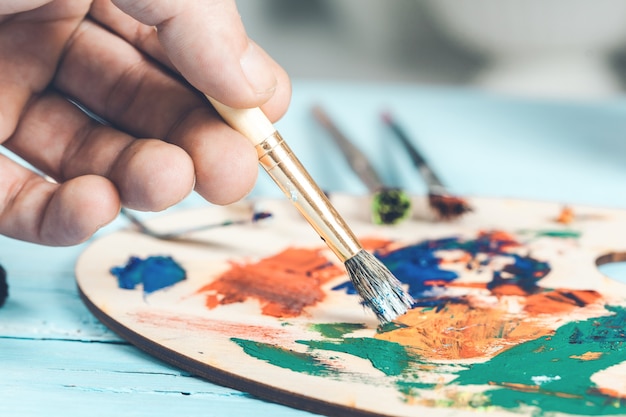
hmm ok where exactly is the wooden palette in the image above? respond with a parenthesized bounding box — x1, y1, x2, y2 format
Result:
(76, 194, 626, 417)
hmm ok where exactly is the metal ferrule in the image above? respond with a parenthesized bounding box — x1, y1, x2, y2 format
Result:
(256, 132, 362, 262)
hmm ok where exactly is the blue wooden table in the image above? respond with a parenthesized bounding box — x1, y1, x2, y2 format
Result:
(3, 81, 626, 416)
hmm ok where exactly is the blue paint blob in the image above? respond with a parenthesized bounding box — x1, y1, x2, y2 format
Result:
(488, 253, 550, 294)
(332, 231, 551, 310)
(378, 240, 459, 298)
(332, 238, 459, 301)
(253, 211, 273, 222)
(110, 255, 186, 294)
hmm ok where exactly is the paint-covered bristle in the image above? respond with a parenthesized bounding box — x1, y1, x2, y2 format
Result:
(371, 188, 412, 225)
(383, 111, 472, 222)
(344, 250, 414, 323)
(428, 193, 473, 221)
(252, 211, 273, 222)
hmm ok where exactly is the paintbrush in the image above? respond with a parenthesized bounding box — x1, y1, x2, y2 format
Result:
(381, 112, 472, 221)
(120, 207, 272, 241)
(207, 97, 414, 323)
(312, 105, 411, 226)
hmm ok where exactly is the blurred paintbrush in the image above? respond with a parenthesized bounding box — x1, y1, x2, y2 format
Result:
(382, 111, 472, 221)
(312, 105, 411, 226)
(120, 207, 272, 241)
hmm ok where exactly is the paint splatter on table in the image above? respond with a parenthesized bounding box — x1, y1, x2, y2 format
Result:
(77, 196, 626, 417)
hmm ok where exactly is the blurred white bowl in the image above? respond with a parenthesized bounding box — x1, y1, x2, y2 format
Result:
(427, 0, 626, 99)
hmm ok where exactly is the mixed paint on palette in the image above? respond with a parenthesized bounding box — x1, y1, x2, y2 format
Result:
(110, 223, 626, 416)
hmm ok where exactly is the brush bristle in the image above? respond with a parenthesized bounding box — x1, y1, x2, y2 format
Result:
(428, 193, 473, 221)
(344, 250, 414, 323)
(371, 188, 412, 225)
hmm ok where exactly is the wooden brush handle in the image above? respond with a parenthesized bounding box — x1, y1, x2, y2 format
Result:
(206, 97, 363, 262)
(207, 98, 276, 145)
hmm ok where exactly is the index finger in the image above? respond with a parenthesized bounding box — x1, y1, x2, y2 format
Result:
(112, 0, 281, 109)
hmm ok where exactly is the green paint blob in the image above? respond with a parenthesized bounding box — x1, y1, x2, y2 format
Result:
(309, 322, 367, 339)
(536, 230, 581, 238)
(371, 188, 412, 225)
(452, 305, 626, 415)
(519, 229, 582, 239)
(395, 379, 446, 395)
(298, 337, 417, 377)
(378, 321, 410, 334)
(235, 308, 626, 415)
(231, 338, 338, 376)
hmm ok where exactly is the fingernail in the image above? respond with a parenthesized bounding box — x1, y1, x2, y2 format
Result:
(240, 42, 277, 96)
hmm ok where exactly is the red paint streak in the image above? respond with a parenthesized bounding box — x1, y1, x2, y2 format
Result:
(359, 237, 393, 251)
(489, 381, 584, 399)
(130, 310, 290, 341)
(196, 247, 345, 318)
(445, 282, 488, 289)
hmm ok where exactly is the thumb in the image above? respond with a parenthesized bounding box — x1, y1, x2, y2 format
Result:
(112, 0, 278, 109)
(0, 0, 51, 14)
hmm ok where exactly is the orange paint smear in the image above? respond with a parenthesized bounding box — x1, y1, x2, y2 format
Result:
(589, 387, 626, 399)
(490, 284, 530, 297)
(556, 206, 575, 224)
(570, 351, 603, 361)
(196, 247, 345, 318)
(478, 230, 520, 250)
(377, 303, 550, 360)
(524, 290, 602, 315)
(377, 289, 604, 361)
(359, 237, 411, 258)
(359, 237, 394, 251)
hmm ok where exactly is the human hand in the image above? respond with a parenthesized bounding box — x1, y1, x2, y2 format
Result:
(0, 0, 291, 245)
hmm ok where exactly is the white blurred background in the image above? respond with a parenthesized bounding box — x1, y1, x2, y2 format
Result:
(237, 0, 626, 101)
